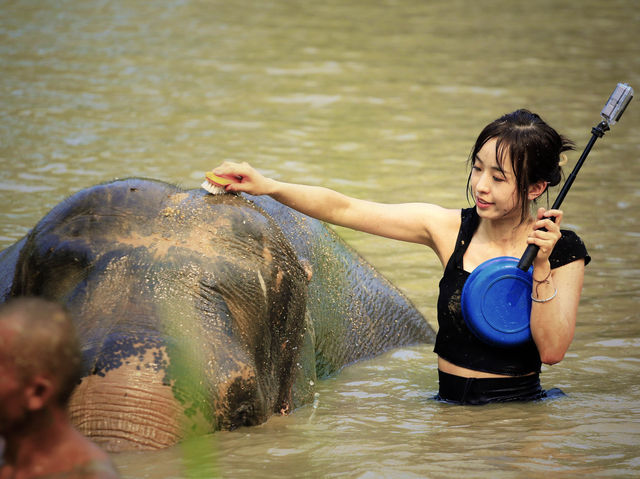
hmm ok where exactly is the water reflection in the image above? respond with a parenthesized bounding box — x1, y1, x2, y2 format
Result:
(1, 0, 639, 477)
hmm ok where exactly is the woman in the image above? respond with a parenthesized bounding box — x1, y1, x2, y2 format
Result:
(211, 109, 590, 405)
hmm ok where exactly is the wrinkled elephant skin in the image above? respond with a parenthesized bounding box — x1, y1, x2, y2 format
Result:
(0, 178, 434, 451)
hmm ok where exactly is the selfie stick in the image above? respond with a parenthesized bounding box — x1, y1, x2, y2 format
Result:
(517, 83, 634, 271)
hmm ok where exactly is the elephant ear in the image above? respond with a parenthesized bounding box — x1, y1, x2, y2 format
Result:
(0, 235, 27, 301)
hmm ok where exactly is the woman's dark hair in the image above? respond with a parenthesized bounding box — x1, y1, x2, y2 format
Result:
(466, 109, 575, 222)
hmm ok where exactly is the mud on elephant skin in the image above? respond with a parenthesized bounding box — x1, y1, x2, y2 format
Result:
(0, 178, 434, 451)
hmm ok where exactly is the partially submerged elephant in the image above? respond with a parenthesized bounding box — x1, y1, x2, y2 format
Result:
(0, 178, 434, 451)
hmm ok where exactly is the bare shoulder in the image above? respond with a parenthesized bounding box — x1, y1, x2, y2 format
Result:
(407, 202, 459, 232)
(56, 458, 121, 479)
(418, 205, 462, 266)
(347, 201, 459, 247)
(401, 203, 460, 249)
(79, 439, 120, 479)
(423, 204, 462, 226)
(0, 465, 14, 479)
(392, 203, 460, 244)
(60, 433, 121, 478)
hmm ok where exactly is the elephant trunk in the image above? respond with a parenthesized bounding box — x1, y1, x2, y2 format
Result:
(68, 346, 192, 451)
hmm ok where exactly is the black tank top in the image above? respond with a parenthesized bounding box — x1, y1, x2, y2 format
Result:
(434, 208, 590, 376)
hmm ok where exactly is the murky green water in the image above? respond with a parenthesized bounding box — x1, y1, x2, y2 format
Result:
(1, 0, 639, 477)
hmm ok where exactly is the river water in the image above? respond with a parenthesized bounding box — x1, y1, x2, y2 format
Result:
(1, 0, 639, 477)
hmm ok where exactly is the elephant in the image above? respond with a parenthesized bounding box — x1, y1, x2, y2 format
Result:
(0, 178, 434, 452)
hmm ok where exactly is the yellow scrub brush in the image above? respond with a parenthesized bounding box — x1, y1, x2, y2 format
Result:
(201, 171, 241, 195)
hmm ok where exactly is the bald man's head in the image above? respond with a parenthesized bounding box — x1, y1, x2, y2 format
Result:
(0, 297, 82, 405)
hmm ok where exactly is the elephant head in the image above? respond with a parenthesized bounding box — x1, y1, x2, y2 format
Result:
(7, 178, 309, 450)
(0, 177, 435, 451)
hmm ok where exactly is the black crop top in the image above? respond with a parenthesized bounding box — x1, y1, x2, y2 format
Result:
(434, 208, 591, 376)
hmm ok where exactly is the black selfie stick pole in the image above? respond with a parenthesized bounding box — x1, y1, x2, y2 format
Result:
(517, 121, 609, 271)
(517, 82, 633, 271)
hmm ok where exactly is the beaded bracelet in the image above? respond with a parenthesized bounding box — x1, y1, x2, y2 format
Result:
(531, 288, 557, 303)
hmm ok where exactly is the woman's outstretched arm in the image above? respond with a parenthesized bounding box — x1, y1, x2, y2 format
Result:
(213, 161, 458, 253)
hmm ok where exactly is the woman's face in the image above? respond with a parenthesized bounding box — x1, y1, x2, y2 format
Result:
(470, 138, 521, 221)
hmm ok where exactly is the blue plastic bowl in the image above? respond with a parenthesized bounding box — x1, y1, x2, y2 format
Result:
(461, 256, 533, 347)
